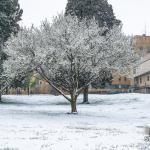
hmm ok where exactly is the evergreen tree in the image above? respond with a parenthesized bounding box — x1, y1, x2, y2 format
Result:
(65, 0, 120, 28)
(65, 0, 121, 103)
(0, 0, 23, 101)
(11, 73, 36, 95)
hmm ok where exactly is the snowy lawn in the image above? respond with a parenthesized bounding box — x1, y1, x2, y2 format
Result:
(0, 93, 150, 150)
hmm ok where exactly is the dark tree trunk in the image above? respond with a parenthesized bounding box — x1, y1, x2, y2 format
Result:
(71, 95, 77, 113)
(0, 94, 1, 102)
(5, 87, 8, 94)
(71, 100, 77, 113)
(82, 86, 89, 104)
(27, 86, 30, 95)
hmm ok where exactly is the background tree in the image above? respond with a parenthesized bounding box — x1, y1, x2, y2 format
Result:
(65, 0, 121, 103)
(77, 69, 112, 103)
(65, 0, 120, 28)
(11, 72, 36, 95)
(0, 0, 23, 101)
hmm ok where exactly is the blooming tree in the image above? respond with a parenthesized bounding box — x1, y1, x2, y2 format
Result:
(4, 15, 137, 113)
(1, 27, 36, 96)
(36, 15, 136, 113)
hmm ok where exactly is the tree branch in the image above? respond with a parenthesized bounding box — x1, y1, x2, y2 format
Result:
(37, 66, 71, 102)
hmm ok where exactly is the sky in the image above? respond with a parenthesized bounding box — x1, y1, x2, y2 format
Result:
(19, 0, 150, 35)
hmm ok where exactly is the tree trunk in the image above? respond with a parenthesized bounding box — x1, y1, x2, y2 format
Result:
(5, 87, 8, 94)
(0, 94, 1, 102)
(82, 86, 89, 104)
(71, 95, 77, 113)
(27, 85, 30, 95)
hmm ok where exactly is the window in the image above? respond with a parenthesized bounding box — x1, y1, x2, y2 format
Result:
(121, 85, 130, 89)
(111, 85, 119, 89)
(140, 47, 143, 51)
(39, 81, 42, 85)
(133, 68, 136, 74)
(147, 48, 150, 53)
(140, 78, 142, 84)
(148, 76, 149, 81)
(124, 77, 127, 81)
(135, 78, 139, 84)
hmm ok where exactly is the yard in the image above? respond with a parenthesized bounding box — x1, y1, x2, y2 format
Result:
(0, 93, 150, 150)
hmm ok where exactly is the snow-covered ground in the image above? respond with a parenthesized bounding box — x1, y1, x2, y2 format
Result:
(0, 93, 150, 150)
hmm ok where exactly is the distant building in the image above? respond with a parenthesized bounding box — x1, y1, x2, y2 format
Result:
(111, 75, 132, 91)
(88, 73, 132, 94)
(132, 34, 150, 56)
(133, 34, 150, 93)
(134, 54, 150, 93)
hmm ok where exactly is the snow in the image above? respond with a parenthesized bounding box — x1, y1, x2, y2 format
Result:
(0, 93, 150, 150)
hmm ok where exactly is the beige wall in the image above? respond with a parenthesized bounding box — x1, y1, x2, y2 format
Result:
(133, 35, 150, 89)
(112, 75, 132, 86)
(135, 73, 150, 87)
(133, 35, 150, 56)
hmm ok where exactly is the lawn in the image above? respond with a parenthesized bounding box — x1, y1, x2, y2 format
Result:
(0, 93, 150, 150)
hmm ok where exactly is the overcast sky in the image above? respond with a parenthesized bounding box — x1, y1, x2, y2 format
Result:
(19, 0, 150, 35)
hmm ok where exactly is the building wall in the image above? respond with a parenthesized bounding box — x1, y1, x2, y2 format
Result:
(134, 54, 150, 78)
(112, 75, 131, 86)
(133, 35, 150, 56)
(135, 72, 150, 87)
(133, 35, 150, 93)
(89, 73, 132, 94)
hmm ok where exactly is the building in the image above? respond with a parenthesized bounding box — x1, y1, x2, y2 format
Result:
(133, 34, 150, 93)
(132, 34, 150, 56)
(88, 73, 132, 94)
(134, 54, 150, 93)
